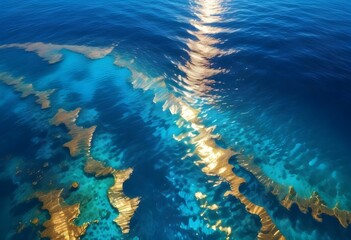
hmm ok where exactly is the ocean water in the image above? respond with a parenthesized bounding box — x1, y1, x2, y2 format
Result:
(0, 0, 351, 239)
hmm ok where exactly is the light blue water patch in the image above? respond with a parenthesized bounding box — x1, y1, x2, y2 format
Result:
(0, 84, 18, 108)
(308, 156, 318, 166)
(76, 107, 100, 125)
(33, 50, 130, 107)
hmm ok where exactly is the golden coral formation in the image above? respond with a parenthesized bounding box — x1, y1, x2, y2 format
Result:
(50, 108, 96, 157)
(237, 155, 351, 229)
(36, 189, 90, 240)
(191, 131, 284, 240)
(71, 181, 79, 189)
(0, 72, 55, 109)
(0, 42, 114, 64)
(30, 218, 39, 225)
(51, 107, 141, 234)
(127, 70, 285, 240)
(0, 53, 139, 236)
(84, 157, 114, 177)
(84, 158, 140, 234)
(195, 192, 231, 239)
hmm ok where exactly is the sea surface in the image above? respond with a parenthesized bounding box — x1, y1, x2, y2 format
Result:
(0, 0, 351, 239)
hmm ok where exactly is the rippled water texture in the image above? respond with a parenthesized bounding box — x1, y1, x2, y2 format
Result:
(0, 0, 351, 239)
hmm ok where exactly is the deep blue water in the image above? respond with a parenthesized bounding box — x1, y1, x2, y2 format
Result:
(0, 0, 351, 239)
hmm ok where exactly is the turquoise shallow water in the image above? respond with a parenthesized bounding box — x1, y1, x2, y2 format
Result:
(1, 0, 351, 239)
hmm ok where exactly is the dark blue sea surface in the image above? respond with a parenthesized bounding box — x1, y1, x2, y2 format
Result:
(0, 0, 351, 239)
